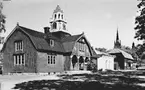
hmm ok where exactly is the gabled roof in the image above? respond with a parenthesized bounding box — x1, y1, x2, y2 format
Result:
(3, 25, 65, 53)
(20, 26, 65, 53)
(62, 34, 83, 52)
(108, 48, 133, 60)
(3, 25, 93, 55)
(62, 34, 83, 42)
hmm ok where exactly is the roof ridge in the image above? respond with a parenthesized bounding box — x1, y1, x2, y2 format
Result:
(19, 26, 44, 34)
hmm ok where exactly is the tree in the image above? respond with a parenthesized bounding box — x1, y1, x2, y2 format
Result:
(134, 0, 145, 61)
(95, 47, 107, 53)
(134, 0, 145, 40)
(0, 1, 6, 33)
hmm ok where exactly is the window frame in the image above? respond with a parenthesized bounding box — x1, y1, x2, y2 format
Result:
(47, 54, 56, 65)
(50, 39, 54, 47)
(14, 40, 23, 52)
(13, 54, 25, 66)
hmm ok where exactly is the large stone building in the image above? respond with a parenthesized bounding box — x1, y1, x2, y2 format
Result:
(1, 5, 97, 74)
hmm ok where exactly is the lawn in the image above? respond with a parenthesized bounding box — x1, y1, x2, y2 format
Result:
(13, 70, 145, 90)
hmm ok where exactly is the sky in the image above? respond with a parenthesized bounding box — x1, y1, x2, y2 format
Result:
(1, 0, 141, 49)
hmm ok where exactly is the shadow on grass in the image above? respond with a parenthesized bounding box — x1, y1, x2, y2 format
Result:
(13, 80, 145, 90)
(13, 70, 145, 90)
(13, 73, 145, 90)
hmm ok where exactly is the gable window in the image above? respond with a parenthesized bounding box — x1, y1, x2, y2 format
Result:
(50, 39, 54, 47)
(14, 54, 25, 65)
(79, 42, 85, 52)
(15, 40, 23, 51)
(48, 55, 56, 64)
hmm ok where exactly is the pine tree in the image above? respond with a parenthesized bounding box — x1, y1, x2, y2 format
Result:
(135, 0, 145, 40)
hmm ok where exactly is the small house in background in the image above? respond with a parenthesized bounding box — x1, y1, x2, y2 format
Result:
(1, 5, 96, 74)
(94, 49, 115, 71)
(108, 29, 134, 70)
(108, 48, 134, 70)
(97, 54, 115, 71)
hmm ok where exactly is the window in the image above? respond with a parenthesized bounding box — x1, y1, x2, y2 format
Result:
(79, 42, 85, 52)
(58, 14, 60, 19)
(50, 39, 54, 47)
(48, 55, 56, 64)
(15, 40, 23, 51)
(61, 15, 63, 19)
(53, 22, 57, 29)
(14, 54, 25, 65)
(63, 24, 66, 30)
(54, 14, 57, 19)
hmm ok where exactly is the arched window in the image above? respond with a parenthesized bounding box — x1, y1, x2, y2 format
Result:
(61, 15, 63, 19)
(54, 14, 57, 19)
(58, 14, 60, 19)
(53, 22, 57, 29)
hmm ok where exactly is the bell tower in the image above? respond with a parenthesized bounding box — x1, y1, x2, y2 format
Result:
(50, 5, 67, 32)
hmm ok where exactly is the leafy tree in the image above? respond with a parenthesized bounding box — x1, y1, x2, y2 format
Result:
(95, 47, 107, 53)
(0, 1, 6, 33)
(134, 0, 145, 61)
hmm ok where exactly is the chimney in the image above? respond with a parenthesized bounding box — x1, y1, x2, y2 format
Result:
(44, 27, 50, 34)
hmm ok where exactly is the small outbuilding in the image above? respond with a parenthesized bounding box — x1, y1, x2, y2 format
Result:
(97, 54, 115, 71)
(108, 48, 134, 70)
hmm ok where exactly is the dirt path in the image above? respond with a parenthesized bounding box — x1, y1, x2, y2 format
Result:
(0, 74, 60, 90)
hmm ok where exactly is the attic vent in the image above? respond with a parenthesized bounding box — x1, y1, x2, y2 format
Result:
(50, 39, 54, 47)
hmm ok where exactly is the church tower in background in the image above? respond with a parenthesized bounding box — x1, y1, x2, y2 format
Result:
(114, 29, 121, 48)
(49, 5, 67, 32)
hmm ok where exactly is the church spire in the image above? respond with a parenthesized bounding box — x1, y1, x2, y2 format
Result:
(116, 28, 119, 41)
(114, 28, 121, 48)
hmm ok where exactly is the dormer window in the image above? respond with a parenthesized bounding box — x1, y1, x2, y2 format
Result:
(15, 40, 23, 51)
(50, 39, 54, 47)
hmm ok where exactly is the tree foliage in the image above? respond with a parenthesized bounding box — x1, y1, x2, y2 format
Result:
(134, 0, 145, 61)
(134, 0, 145, 40)
(95, 47, 107, 53)
(0, 2, 6, 33)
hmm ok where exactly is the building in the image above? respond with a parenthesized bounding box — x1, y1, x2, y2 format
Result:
(1, 5, 96, 74)
(109, 29, 134, 70)
(114, 29, 121, 49)
(95, 50, 115, 71)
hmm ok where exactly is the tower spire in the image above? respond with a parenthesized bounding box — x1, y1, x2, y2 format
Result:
(116, 27, 119, 41)
(114, 27, 121, 48)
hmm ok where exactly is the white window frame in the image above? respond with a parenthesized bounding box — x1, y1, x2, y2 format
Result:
(14, 54, 25, 66)
(47, 54, 56, 65)
(15, 40, 23, 51)
(50, 39, 54, 47)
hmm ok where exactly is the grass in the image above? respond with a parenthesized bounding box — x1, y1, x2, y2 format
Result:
(13, 70, 145, 90)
